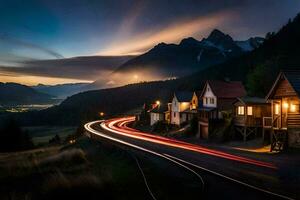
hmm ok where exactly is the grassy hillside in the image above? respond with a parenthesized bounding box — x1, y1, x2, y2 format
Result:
(0, 137, 202, 200)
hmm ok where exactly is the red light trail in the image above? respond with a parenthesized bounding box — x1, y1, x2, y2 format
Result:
(100, 116, 277, 169)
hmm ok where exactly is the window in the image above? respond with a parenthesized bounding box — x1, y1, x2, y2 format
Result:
(207, 87, 210, 92)
(174, 112, 176, 118)
(206, 97, 209, 104)
(274, 104, 280, 115)
(203, 98, 206, 104)
(290, 104, 297, 112)
(210, 98, 215, 104)
(238, 106, 245, 115)
(247, 106, 253, 116)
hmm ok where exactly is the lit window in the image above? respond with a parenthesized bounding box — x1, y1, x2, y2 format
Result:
(274, 104, 280, 115)
(290, 104, 297, 112)
(247, 106, 253, 116)
(238, 106, 245, 115)
(283, 102, 289, 109)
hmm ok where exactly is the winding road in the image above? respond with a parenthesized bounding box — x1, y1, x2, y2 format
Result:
(85, 116, 297, 200)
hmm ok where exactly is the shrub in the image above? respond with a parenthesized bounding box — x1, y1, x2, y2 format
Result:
(209, 114, 234, 142)
(38, 172, 113, 200)
(39, 149, 87, 168)
(49, 134, 61, 145)
(152, 121, 172, 133)
(0, 119, 34, 152)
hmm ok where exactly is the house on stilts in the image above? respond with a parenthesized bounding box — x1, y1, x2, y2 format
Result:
(233, 97, 271, 141)
(264, 70, 300, 151)
(198, 80, 246, 139)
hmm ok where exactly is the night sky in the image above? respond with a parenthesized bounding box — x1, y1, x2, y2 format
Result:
(1, 0, 300, 85)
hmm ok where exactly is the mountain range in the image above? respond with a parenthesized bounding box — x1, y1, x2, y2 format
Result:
(0, 83, 55, 106)
(33, 83, 90, 99)
(34, 29, 263, 97)
(95, 29, 263, 89)
(113, 29, 263, 78)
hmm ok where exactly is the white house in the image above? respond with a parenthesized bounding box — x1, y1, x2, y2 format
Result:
(149, 104, 169, 126)
(170, 92, 198, 125)
(198, 80, 246, 139)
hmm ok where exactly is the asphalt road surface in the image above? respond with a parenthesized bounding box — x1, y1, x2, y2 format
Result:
(85, 117, 298, 200)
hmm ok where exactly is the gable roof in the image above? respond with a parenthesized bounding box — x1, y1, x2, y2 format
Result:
(266, 70, 300, 100)
(174, 91, 194, 102)
(234, 96, 267, 105)
(149, 104, 168, 113)
(201, 80, 246, 98)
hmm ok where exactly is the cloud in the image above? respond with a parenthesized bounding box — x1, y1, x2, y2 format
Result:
(104, 1, 146, 51)
(0, 74, 91, 86)
(0, 34, 64, 59)
(0, 55, 134, 81)
(99, 10, 236, 55)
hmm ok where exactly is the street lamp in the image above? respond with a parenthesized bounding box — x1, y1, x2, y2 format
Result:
(156, 100, 160, 105)
(99, 112, 105, 117)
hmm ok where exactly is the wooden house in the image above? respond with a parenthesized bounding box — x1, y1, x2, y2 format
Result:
(198, 80, 246, 139)
(233, 97, 271, 141)
(170, 92, 198, 126)
(264, 70, 300, 151)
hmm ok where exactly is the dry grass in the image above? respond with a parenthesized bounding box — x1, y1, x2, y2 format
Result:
(38, 148, 87, 168)
(0, 138, 144, 200)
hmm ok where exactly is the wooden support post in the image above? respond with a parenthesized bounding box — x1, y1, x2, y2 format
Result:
(243, 127, 247, 142)
(270, 129, 274, 152)
(262, 128, 265, 144)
